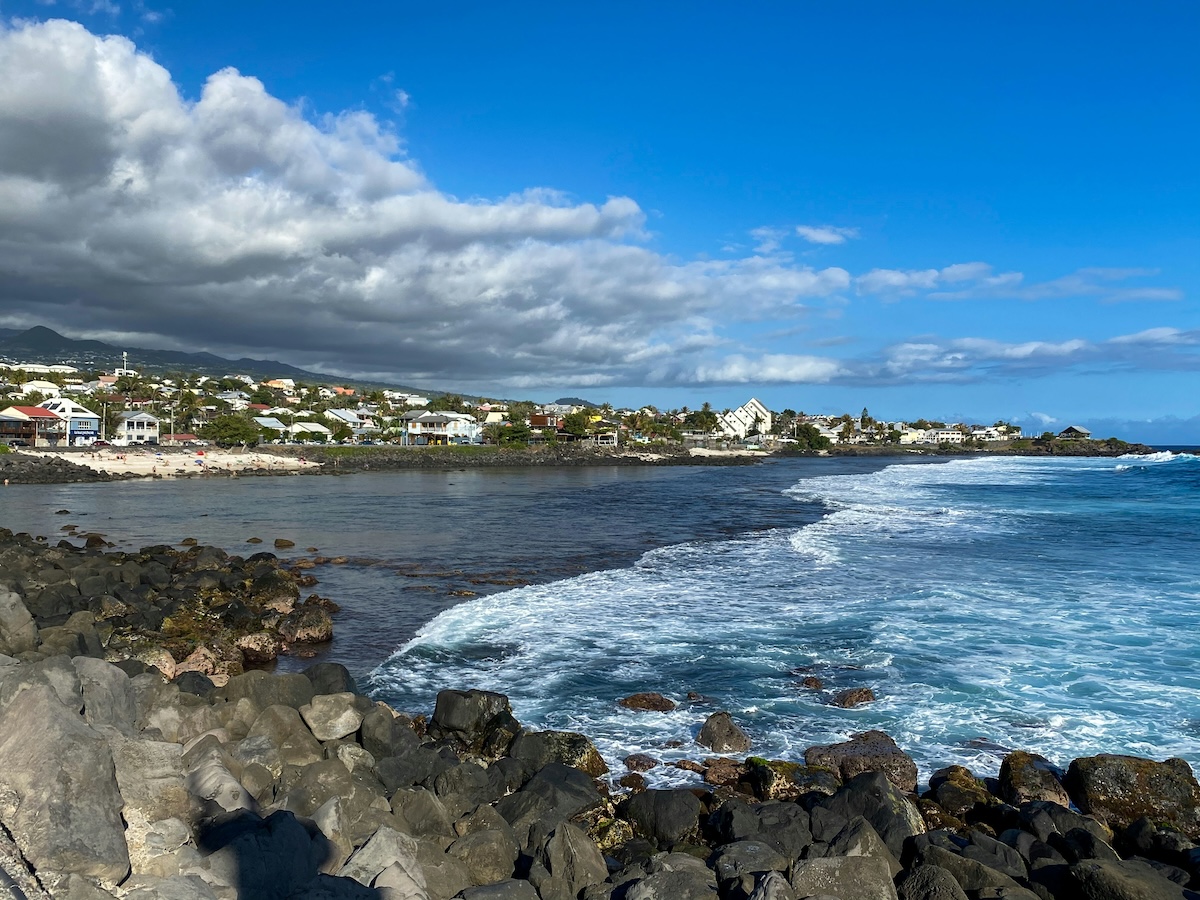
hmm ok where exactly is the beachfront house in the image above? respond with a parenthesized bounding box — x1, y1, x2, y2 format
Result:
(1, 406, 66, 445)
(115, 411, 160, 446)
(37, 398, 101, 445)
(1058, 426, 1092, 440)
(401, 410, 481, 444)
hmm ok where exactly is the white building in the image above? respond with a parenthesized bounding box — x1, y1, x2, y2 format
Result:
(115, 411, 160, 446)
(38, 398, 101, 445)
(719, 398, 773, 440)
(402, 411, 481, 444)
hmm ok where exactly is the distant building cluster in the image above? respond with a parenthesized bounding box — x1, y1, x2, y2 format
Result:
(0, 350, 1098, 451)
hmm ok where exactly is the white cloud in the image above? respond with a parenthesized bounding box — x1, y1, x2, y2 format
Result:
(0, 19, 851, 390)
(691, 354, 843, 384)
(796, 224, 859, 245)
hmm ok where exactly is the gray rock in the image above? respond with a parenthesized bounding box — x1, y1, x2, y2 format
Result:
(339, 826, 423, 887)
(0, 684, 130, 884)
(429, 689, 512, 747)
(101, 728, 192, 876)
(508, 730, 609, 777)
(711, 840, 791, 882)
(494, 763, 603, 840)
(0, 588, 37, 654)
(303, 662, 358, 696)
(618, 789, 703, 847)
(827, 816, 902, 877)
(221, 669, 315, 711)
(274, 758, 355, 819)
(749, 871, 797, 900)
(535, 822, 607, 897)
(393, 788, 456, 839)
(1065, 755, 1200, 841)
(810, 772, 925, 858)
(447, 829, 519, 886)
(118, 874, 221, 900)
(805, 730, 918, 793)
(789, 856, 900, 900)
(247, 704, 323, 770)
(696, 711, 751, 753)
(455, 881, 538, 900)
(300, 692, 370, 741)
(999, 751, 1070, 807)
(377, 748, 454, 794)
(0, 654, 82, 711)
(312, 796, 355, 875)
(190, 809, 319, 900)
(372, 858, 431, 900)
(434, 761, 496, 819)
(74, 657, 137, 734)
(361, 705, 421, 760)
(897, 864, 971, 900)
(912, 845, 1023, 894)
(1069, 858, 1194, 900)
(625, 853, 718, 900)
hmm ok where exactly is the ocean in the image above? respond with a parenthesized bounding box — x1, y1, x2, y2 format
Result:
(2, 452, 1197, 785)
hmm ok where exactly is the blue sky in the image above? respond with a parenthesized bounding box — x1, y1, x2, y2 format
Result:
(0, 1, 1196, 439)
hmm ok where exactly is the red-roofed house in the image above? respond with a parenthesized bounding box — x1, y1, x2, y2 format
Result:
(0, 406, 66, 446)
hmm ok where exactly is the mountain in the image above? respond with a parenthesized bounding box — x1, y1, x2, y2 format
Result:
(0, 326, 432, 394)
(554, 396, 602, 407)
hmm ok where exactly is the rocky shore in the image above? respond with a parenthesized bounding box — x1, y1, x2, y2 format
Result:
(0, 532, 1198, 900)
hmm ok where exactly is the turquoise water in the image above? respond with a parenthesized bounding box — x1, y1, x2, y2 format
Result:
(368, 453, 1200, 783)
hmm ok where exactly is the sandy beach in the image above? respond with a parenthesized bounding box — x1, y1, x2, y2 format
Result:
(20, 447, 322, 478)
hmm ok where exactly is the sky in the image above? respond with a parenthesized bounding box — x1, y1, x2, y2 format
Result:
(0, 2, 1197, 440)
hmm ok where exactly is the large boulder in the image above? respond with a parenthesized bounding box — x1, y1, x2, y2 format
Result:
(744, 759, 841, 801)
(1064, 755, 1200, 840)
(805, 730, 918, 793)
(789, 856, 899, 900)
(696, 711, 751, 753)
(360, 704, 421, 760)
(0, 684, 131, 884)
(430, 689, 511, 738)
(74, 657, 138, 734)
(1068, 858, 1194, 900)
(0, 587, 38, 654)
(1000, 751, 1070, 806)
(447, 828, 520, 886)
(508, 730, 608, 777)
(220, 669, 315, 711)
(810, 772, 926, 858)
(299, 692, 371, 741)
(534, 822, 608, 897)
(495, 763, 603, 841)
(618, 789, 703, 848)
(625, 853, 718, 900)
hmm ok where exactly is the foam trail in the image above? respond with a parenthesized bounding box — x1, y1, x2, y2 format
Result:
(369, 456, 1200, 785)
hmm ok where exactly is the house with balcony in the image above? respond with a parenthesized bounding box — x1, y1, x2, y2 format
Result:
(1, 406, 64, 446)
(719, 398, 773, 440)
(114, 411, 160, 446)
(401, 411, 481, 445)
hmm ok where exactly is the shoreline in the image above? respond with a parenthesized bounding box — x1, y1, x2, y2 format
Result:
(0, 529, 1198, 898)
(0, 437, 1159, 484)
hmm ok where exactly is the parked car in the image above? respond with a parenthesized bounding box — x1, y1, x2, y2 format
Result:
(92, 440, 111, 447)
(8, 440, 28, 447)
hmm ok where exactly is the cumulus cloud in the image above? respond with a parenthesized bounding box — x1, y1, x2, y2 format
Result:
(0, 18, 864, 391)
(796, 224, 859, 245)
(0, 18, 1191, 395)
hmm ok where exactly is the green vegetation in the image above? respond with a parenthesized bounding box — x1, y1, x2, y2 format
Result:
(0, 444, 10, 455)
(202, 415, 260, 447)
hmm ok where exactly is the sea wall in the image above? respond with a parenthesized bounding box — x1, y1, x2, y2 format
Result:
(0, 533, 1198, 899)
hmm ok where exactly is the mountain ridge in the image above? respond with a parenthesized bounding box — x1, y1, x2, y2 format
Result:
(0, 326, 432, 394)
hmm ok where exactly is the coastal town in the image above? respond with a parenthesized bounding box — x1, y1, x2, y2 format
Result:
(1, 352, 1088, 454)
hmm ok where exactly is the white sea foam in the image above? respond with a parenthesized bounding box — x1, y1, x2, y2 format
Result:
(369, 456, 1200, 785)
